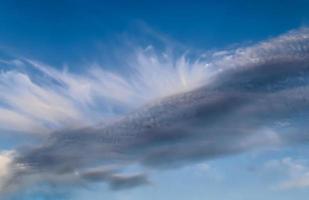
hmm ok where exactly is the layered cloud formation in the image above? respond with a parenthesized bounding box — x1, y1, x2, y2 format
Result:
(0, 28, 309, 198)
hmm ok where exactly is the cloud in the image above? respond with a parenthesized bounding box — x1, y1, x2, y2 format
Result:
(264, 157, 309, 190)
(0, 47, 213, 135)
(280, 173, 309, 189)
(108, 174, 149, 190)
(0, 152, 13, 189)
(0, 27, 309, 198)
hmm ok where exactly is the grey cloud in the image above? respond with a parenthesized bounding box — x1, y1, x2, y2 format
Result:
(208, 28, 309, 92)
(80, 168, 149, 190)
(108, 174, 149, 190)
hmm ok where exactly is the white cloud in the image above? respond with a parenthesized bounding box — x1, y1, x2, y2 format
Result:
(0, 49, 212, 135)
(264, 157, 309, 190)
(279, 172, 309, 189)
(194, 162, 224, 182)
(0, 151, 14, 189)
(0, 71, 86, 134)
(196, 162, 211, 172)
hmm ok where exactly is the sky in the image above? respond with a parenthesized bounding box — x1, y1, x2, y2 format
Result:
(0, 0, 309, 200)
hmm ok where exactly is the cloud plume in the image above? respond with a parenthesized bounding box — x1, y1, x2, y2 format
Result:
(0, 28, 309, 198)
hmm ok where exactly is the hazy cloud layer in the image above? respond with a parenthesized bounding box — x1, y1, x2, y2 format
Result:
(264, 157, 309, 189)
(0, 28, 309, 198)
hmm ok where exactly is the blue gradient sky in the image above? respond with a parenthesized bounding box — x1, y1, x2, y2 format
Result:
(1, 1, 309, 200)
(1, 0, 308, 65)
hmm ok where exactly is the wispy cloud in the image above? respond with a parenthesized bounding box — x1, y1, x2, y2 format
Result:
(0, 27, 309, 199)
(264, 157, 309, 190)
(0, 47, 212, 135)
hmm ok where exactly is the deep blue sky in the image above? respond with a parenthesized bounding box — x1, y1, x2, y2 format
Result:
(0, 0, 308, 65)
